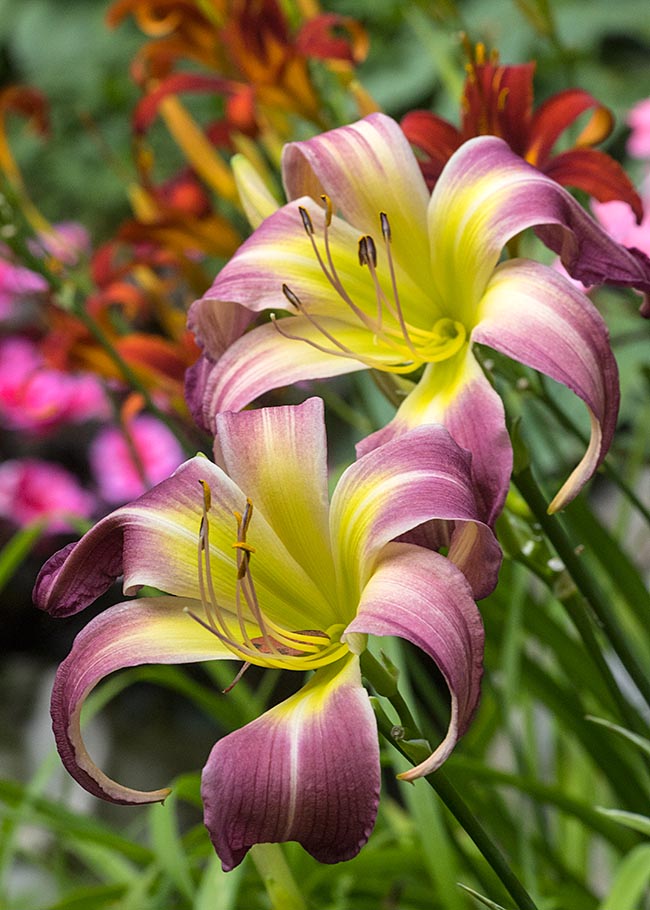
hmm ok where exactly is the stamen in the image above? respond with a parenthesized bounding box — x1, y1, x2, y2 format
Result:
(282, 283, 302, 310)
(358, 235, 377, 269)
(298, 205, 314, 235)
(222, 661, 251, 694)
(320, 194, 332, 226)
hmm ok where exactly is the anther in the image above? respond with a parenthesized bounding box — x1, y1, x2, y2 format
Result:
(358, 235, 377, 268)
(298, 205, 314, 235)
(380, 212, 391, 243)
(320, 194, 332, 226)
(282, 283, 303, 310)
(199, 478, 211, 512)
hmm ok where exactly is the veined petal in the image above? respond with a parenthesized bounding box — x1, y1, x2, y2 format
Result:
(356, 350, 512, 527)
(51, 596, 231, 805)
(331, 422, 501, 601)
(282, 112, 431, 274)
(473, 258, 620, 511)
(346, 542, 484, 779)
(189, 318, 368, 429)
(201, 654, 379, 870)
(429, 136, 650, 324)
(199, 193, 435, 331)
(216, 399, 336, 602)
(35, 456, 330, 631)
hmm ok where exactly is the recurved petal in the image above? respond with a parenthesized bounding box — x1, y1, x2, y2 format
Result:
(429, 136, 650, 319)
(543, 148, 643, 223)
(400, 110, 463, 187)
(332, 421, 501, 598)
(527, 88, 613, 166)
(51, 596, 230, 805)
(34, 457, 244, 616)
(356, 350, 512, 528)
(474, 258, 620, 512)
(201, 654, 380, 871)
(282, 113, 431, 272)
(346, 542, 484, 779)
(216, 399, 336, 600)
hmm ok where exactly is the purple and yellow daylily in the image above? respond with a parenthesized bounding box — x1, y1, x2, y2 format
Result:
(35, 397, 501, 870)
(187, 113, 650, 524)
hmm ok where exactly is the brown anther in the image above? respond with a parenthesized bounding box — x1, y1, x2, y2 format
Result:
(380, 212, 391, 242)
(282, 283, 303, 310)
(298, 205, 314, 235)
(358, 235, 377, 268)
(320, 194, 333, 226)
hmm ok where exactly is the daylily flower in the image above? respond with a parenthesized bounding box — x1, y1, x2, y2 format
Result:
(401, 44, 643, 220)
(188, 114, 650, 523)
(34, 397, 501, 869)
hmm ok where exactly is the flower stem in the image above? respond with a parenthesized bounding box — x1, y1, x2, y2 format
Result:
(363, 652, 540, 910)
(513, 465, 650, 721)
(249, 843, 307, 910)
(370, 701, 540, 910)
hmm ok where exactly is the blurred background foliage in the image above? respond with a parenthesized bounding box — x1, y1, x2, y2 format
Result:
(2, 0, 650, 908)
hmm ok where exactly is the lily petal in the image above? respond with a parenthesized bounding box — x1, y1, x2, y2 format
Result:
(216, 398, 336, 600)
(201, 654, 379, 870)
(188, 318, 368, 427)
(356, 350, 512, 527)
(400, 110, 463, 187)
(282, 112, 431, 271)
(527, 88, 613, 166)
(346, 542, 484, 779)
(473, 258, 620, 511)
(429, 136, 650, 319)
(331, 423, 501, 599)
(35, 456, 329, 630)
(51, 596, 230, 805)
(543, 148, 643, 223)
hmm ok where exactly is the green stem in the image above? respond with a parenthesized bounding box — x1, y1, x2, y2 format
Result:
(249, 843, 307, 910)
(371, 704, 540, 910)
(363, 653, 540, 910)
(514, 466, 650, 718)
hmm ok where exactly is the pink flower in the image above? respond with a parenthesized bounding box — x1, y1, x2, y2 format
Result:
(0, 258, 47, 319)
(627, 99, 650, 159)
(0, 458, 95, 532)
(34, 221, 91, 265)
(591, 198, 650, 258)
(0, 337, 109, 432)
(90, 415, 185, 504)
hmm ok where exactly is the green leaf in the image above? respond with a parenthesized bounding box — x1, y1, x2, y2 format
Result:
(597, 809, 650, 838)
(149, 797, 196, 902)
(0, 520, 46, 593)
(196, 854, 244, 910)
(599, 844, 650, 910)
(586, 716, 650, 760)
(458, 884, 509, 910)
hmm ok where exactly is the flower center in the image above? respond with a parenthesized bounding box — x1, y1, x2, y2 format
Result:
(273, 195, 467, 374)
(185, 480, 348, 673)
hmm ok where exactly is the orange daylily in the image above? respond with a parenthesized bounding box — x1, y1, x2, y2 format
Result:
(402, 43, 643, 221)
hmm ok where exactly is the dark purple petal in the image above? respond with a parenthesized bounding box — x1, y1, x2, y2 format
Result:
(201, 656, 379, 870)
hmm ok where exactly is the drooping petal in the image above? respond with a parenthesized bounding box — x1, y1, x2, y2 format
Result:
(331, 422, 501, 602)
(543, 148, 643, 223)
(473, 258, 620, 511)
(356, 349, 512, 527)
(51, 596, 232, 805)
(346, 542, 484, 780)
(429, 136, 650, 323)
(35, 455, 329, 630)
(216, 398, 336, 603)
(282, 112, 431, 273)
(201, 655, 379, 870)
(187, 318, 368, 428)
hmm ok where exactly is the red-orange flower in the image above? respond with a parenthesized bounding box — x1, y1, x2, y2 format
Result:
(402, 43, 643, 221)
